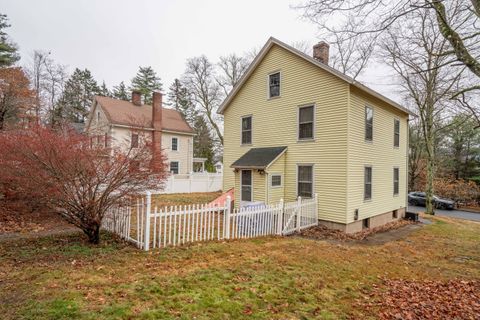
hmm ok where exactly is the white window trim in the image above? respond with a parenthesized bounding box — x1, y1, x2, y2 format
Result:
(170, 161, 180, 174)
(240, 115, 253, 146)
(240, 169, 253, 202)
(365, 106, 374, 143)
(297, 104, 316, 141)
(267, 70, 281, 100)
(364, 165, 373, 202)
(393, 166, 400, 196)
(270, 173, 283, 188)
(296, 164, 315, 199)
(393, 118, 400, 149)
(171, 136, 179, 151)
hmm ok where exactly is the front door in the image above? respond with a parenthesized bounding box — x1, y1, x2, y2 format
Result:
(241, 170, 252, 202)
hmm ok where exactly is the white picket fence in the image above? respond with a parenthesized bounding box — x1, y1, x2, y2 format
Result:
(102, 192, 318, 251)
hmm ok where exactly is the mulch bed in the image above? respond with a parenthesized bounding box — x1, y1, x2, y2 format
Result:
(355, 279, 480, 319)
(297, 219, 415, 241)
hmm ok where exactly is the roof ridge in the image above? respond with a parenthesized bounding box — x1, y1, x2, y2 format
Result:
(217, 37, 415, 117)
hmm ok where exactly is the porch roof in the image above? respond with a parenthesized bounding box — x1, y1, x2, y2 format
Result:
(231, 146, 287, 169)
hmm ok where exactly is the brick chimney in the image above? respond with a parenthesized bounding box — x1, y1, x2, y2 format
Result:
(132, 90, 142, 106)
(151, 91, 163, 169)
(313, 41, 329, 65)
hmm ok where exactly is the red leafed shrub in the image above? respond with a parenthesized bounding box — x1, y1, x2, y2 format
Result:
(0, 125, 167, 243)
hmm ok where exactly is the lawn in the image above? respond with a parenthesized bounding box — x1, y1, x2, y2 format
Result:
(0, 215, 479, 319)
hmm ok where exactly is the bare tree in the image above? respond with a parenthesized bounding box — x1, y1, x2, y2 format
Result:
(217, 54, 249, 96)
(381, 10, 462, 214)
(409, 120, 426, 191)
(183, 56, 224, 145)
(296, 0, 480, 120)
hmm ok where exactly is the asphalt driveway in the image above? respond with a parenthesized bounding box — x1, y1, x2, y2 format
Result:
(408, 206, 480, 222)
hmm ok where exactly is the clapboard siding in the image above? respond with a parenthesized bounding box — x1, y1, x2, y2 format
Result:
(266, 153, 285, 204)
(223, 44, 349, 223)
(346, 87, 408, 223)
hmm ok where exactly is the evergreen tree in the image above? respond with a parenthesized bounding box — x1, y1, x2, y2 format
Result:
(193, 115, 215, 172)
(112, 81, 129, 101)
(99, 81, 111, 97)
(130, 66, 162, 104)
(61, 68, 100, 123)
(167, 79, 197, 124)
(0, 14, 19, 68)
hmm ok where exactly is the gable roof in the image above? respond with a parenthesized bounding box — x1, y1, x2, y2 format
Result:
(93, 96, 194, 134)
(231, 146, 287, 169)
(217, 37, 415, 117)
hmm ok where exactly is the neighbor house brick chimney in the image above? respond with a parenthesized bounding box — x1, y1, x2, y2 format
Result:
(151, 91, 163, 170)
(313, 41, 329, 65)
(132, 90, 142, 106)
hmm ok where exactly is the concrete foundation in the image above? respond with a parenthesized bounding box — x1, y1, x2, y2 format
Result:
(319, 207, 406, 234)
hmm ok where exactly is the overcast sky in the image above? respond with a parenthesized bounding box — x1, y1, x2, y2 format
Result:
(2, 0, 399, 101)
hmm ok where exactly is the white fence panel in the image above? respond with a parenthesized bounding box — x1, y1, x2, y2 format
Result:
(103, 192, 318, 251)
(158, 173, 222, 194)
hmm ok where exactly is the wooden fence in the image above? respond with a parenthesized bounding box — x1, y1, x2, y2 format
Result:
(102, 192, 319, 251)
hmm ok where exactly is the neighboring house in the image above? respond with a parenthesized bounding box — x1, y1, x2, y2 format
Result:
(85, 91, 197, 175)
(218, 37, 415, 233)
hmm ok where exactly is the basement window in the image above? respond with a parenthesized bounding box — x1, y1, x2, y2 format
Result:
(363, 218, 370, 229)
(393, 210, 398, 219)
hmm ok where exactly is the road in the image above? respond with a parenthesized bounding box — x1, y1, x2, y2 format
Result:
(408, 206, 480, 222)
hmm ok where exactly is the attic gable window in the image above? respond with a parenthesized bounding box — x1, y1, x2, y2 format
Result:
(268, 72, 280, 98)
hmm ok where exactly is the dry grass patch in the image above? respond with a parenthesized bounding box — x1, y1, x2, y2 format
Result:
(0, 215, 479, 319)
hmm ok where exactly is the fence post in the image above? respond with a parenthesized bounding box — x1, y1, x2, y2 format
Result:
(224, 195, 231, 239)
(296, 196, 302, 232)
(314, 193, 319, 225)
(277, 198, 284, 235)
(144, 191, 152, 251)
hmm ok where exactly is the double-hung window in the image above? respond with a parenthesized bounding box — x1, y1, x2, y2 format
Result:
(365, 106, 373, 141)
(268, 72, 280, 98)
(393, 167, 399, 196)
(394, 119, 400, 147)
(241, 116, 252, 145)
(170, 161, 179, 174)
(131, 133, 139, 148)
(297, 165, 313, 198)
(172, 137, 178, 151)
(364, 166, 372, 200)
(298, 105, 314, 140)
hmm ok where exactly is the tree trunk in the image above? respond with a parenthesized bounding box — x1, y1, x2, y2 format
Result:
(84, 224, 101, 244)
(425, 153, 435, 215)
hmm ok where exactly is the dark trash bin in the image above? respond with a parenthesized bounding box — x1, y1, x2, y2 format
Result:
(405, 211, 419, 222)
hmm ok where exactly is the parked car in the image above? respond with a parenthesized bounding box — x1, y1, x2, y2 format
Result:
(408, 192, 455, 210)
